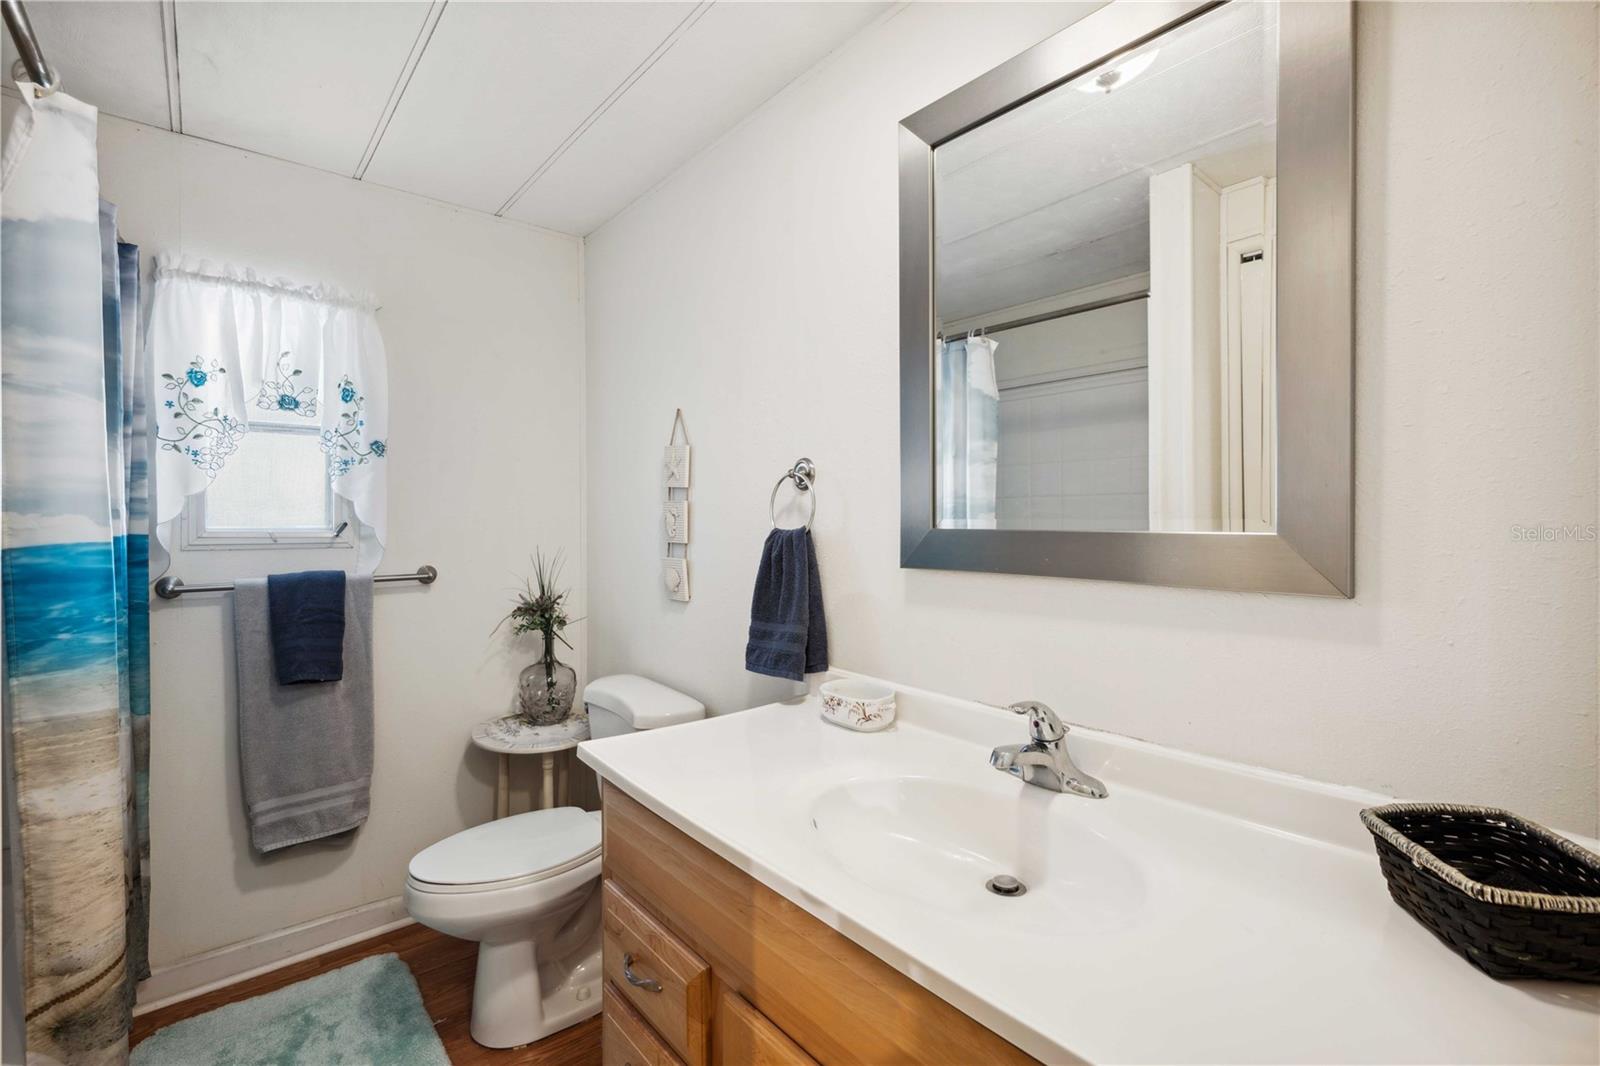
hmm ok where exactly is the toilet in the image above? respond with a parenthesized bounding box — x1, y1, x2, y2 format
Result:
(404, 675, 705, 1048)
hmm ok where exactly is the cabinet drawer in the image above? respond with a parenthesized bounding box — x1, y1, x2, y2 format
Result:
(716, 989, 818, 1066)
(604, 982, 686, 1066)
(603, 878, 710, 1065)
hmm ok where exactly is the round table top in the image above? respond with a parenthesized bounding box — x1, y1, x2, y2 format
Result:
(471, 714, 590, 754)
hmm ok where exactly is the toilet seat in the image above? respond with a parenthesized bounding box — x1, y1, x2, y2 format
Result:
(407, 807, 601, 895)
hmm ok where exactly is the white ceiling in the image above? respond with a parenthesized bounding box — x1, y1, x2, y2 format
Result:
(2, 0, 886, 236)
(936, 1, 1278, 320)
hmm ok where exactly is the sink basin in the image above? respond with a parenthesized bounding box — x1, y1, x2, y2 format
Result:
(809, 775, 1145, 926)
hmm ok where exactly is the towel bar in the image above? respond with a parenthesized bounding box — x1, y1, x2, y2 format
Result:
(154, 565, 438, 599)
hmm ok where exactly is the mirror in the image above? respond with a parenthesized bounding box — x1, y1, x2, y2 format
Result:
(900, 0, 1353, 595)
(934, 1, 1278, 534)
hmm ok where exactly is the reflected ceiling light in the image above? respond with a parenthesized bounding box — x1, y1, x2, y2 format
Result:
(1077, 48, 1159, 94)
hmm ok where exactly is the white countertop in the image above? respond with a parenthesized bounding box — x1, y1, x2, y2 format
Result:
(577, 673, 1600, 1065)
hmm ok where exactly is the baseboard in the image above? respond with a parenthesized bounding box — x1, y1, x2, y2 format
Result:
(134, 896, 413, 1014)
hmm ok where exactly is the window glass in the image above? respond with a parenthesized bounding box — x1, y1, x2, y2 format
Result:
(202, 428, 332, 532)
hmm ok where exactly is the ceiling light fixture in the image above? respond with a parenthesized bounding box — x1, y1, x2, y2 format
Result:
(1077, 48, 1159, 95)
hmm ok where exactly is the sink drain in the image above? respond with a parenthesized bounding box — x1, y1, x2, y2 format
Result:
(986, 874, 1027, 897)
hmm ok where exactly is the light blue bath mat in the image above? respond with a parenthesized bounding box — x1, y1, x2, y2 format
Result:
(132, 953, 450, 1066)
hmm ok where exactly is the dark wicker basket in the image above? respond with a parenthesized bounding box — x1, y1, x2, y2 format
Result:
(1360, 803, 1600, 982)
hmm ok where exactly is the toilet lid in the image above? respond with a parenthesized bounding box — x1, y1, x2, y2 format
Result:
(408, 807, 600, 887)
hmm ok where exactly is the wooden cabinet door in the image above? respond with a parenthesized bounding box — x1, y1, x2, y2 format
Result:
(715, 989, 818, 1066)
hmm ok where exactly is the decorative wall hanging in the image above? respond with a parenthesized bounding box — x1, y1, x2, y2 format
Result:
(663, 499, 689, 544)
(663, 409, 691, 489)
(147, 256, 390, 570)
(662, 409, 691, 601)
(663, 555, 691, 603)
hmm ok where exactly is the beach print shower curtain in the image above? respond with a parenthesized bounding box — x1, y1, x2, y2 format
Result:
(2, 84, 149, 1064)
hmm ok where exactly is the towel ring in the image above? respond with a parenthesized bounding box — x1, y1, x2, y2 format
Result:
(770, 458, 817, 530)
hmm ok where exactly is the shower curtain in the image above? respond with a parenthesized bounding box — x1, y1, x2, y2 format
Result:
(935, 336, 1000, 529)
(2, 84, 149, 1064)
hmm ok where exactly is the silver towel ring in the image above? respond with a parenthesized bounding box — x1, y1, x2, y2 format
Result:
(769, 458, 817, 530)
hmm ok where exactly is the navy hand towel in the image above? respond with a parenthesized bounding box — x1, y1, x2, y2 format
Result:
(267, 570, 347, 684)
(745, 527, 828, 682)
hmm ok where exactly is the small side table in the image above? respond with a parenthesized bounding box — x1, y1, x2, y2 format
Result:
(470, 715, 590, 819)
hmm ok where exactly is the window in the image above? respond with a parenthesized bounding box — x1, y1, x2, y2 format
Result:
(151, 261, 390, 559)
(182, 407, 352, 550)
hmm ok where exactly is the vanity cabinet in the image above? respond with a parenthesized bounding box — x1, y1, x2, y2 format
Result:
(599, 782, 1038, 1066)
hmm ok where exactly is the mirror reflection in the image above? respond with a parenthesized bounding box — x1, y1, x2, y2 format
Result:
(934, 2, 1278, 533)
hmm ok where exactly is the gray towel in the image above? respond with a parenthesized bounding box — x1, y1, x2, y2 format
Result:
(234, 575, 374, 852)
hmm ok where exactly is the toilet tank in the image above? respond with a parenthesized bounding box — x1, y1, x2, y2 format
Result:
(584, 674, 705, 739)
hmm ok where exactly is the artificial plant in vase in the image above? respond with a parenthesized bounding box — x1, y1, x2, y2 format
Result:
(497, 550, 581, 726)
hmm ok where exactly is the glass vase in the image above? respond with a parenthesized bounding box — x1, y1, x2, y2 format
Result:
(518, 632, 577, 726)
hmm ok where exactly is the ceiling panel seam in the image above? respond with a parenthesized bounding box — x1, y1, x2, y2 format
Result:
(161, 0, 182, 133)
(494, 0, 715, 218)
(355, 0, 449, 180)
(140, 121, 581, 239)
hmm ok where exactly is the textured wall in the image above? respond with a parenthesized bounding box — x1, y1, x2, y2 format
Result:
(584, 2, 1600, 832)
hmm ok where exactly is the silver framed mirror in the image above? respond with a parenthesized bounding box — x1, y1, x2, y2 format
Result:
(900, 0, 1352, 596)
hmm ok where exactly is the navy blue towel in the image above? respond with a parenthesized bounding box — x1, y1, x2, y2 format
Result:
(267, 570, 347, 684)
(745, 528, 828, 682)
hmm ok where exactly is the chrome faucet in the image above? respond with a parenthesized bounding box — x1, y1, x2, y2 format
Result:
(990, 701, 1108, 798)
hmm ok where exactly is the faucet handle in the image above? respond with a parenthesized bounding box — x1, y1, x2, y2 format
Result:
(1007, 700, 1066, 743)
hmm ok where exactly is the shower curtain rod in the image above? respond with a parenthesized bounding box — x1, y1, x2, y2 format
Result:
(2, 0, 57, 95)
(941, 290, 1150, 342)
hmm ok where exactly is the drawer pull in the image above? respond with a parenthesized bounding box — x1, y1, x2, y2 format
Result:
(623, 952, 663, 993)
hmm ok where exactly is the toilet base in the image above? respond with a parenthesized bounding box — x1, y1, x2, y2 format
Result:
(469, 931, 603, 1049)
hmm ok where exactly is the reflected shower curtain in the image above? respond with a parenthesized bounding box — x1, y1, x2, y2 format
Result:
(2, 85, 149, 1064)
(935, 336, 1000, 529)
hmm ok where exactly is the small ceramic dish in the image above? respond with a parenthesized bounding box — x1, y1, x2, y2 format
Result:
(819, 678, 896, 733)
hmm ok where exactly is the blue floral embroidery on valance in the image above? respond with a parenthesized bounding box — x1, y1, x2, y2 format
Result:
(320, 374, 386, 478)
(254, 351, 318, 418)
(156, 356, 245, 476)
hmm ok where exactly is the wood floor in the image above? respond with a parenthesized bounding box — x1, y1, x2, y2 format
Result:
(132, 923, 602, 1066)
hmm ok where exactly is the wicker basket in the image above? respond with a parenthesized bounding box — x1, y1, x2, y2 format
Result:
(1360, 803, 1600, 982)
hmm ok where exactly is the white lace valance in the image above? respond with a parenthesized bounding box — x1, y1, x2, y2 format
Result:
(148, 255, 389, 567)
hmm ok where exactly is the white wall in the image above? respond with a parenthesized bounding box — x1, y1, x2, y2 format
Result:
(58, 111, 586, 969)
(585, 2, 1600, 833)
